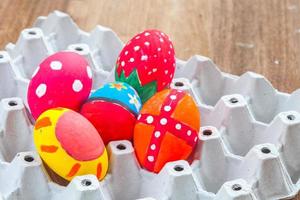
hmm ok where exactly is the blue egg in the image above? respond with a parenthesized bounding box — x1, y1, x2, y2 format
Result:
(90, 82, 142, 115)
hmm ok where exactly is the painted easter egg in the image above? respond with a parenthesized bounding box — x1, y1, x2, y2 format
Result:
(33, 108, 108, 181)
(115, 29, 175, 103)
(28, 51, 92, 119)
(134, 89, 200, 173)
(80, 82, 142, 144)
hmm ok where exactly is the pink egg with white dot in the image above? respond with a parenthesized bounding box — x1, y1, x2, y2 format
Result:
(27, 51, 93, 119)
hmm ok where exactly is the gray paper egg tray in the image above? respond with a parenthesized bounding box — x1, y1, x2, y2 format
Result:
(0, 10, 298, 200)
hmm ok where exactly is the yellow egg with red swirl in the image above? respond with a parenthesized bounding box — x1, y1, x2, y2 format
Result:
(33, 108, 108, 181)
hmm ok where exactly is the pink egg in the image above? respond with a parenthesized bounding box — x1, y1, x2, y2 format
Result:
(27, 51, 93, 119)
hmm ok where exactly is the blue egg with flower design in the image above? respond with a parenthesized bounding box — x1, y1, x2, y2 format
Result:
(80, 82, 142, 144)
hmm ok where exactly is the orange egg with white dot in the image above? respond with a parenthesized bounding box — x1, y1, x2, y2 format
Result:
(33, 108, 108, 181)
(134, 89, 200, 173)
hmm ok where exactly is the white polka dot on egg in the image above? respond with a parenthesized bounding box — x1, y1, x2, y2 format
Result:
(146, 116, 154, 124)
(160, 118, 167, 125)
(36, 83, 47, 98)
(141, 55, 148, 61)
(50, 61, 62, 70)
(72, 80, 83, 92)
(175, 123, 182, 130)
(187, 130, 192, 136)
(134, 46, 140, 51)
(170, 95, 177, 100)
(148, 156, 154, 162)
(145, 32, 150, 36)
(121, 61, 125, 66)
(144, 41, 150, 46)
(150, 144, 156, 150)
(129, 58, 135, 62)
(164, 105, 171, 112)
(154, 131, 161, 138)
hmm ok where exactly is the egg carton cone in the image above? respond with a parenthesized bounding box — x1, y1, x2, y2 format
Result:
(0, 10, 298, 200)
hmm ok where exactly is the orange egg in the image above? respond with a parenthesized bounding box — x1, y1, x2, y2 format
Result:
(134, 89, 201, 173)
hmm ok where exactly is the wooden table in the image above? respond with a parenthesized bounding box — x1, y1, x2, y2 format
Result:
(0, 0, 299, 199)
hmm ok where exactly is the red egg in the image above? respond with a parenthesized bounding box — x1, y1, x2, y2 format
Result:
(27, 51, 93, 119)
(81, 100, 137, 145)
(115, 29, 176, 103)
(80, 82, 142, 145)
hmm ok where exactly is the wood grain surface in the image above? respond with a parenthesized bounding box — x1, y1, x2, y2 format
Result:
(0, 0, 299, 199)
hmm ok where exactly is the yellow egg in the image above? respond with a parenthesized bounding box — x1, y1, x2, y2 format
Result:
(33, 108, 108, 181)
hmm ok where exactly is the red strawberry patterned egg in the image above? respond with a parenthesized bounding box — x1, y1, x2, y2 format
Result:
(134, 89, 200, 173)
(115, 29, 175, 103)
(28, 51, 93, 119)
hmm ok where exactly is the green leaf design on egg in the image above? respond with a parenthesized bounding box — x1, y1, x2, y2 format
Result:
(115, 68, 157, 103)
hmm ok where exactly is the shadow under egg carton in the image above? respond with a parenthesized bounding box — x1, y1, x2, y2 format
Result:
(0, 10, 298, 200)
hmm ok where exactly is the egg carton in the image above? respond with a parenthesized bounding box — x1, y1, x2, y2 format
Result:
(0, 10, 298, 200)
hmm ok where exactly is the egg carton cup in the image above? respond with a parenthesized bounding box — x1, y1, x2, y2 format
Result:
(0, 10, 298, 200)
